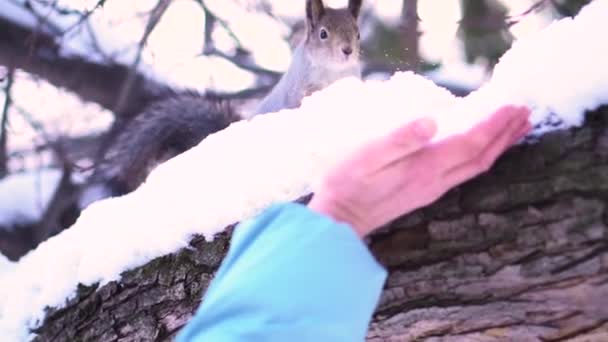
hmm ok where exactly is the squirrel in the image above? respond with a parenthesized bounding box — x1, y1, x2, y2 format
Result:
(79, 0, 364, 207)
(254, 0, 363, 115)
(79, 94, 238, 207)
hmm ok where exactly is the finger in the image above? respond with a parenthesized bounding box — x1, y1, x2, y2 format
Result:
(442, 108, 530, 187)
(376, 106, 528, 187)
(511, 117, 532, 144)
(356, 117, 437, 167)
(423, 105, 526, 170)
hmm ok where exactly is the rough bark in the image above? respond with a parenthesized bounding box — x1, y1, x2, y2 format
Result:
(32, 106, 608, 341)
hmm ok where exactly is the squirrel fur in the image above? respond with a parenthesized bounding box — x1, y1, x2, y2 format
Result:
(254, 0, 363, 114)
(81, 0, 363, 206)
(80, 94, 238, 206)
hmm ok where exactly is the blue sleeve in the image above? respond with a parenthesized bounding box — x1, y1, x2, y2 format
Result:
(176, 202, 388, 342)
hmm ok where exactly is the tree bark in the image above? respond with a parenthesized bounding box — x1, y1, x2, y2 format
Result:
(32, 106, 608, 341)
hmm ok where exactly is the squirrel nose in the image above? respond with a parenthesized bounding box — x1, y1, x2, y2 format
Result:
(342, 47, 353, 56)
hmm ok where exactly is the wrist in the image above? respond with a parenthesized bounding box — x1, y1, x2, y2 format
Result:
(308, 194, 369, 238)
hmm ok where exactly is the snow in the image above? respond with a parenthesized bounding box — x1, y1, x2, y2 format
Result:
(0, 254, 16, 291)
(0, 253, 15, 275)
(0, 169, 63, 228)
(1, 0, 608, 340)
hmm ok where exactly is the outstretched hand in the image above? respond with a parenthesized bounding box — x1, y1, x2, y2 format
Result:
(308, 105, 531, 237)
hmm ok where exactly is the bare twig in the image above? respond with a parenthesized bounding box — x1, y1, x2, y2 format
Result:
(202, 3, 215, 54)
(506, 0, 551, 26)
(206, 47, 282, 80)
(11, 104, 89, 174)
(205, 84, 274, 101)
(82, 19, 113, 63)
(61, 0, 107, 35)
(193, 0, 243, 48)
(28, 0, 82, 16)
(113, 0, 172, 115)
(10, 0, 63, 35)
(0, 67, 16, 178)
(12, 104, 53, 143)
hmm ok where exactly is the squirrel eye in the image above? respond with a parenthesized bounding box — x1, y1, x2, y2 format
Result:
(319, 28, 328, 40)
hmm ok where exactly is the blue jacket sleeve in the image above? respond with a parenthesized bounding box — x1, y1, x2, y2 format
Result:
(176, 202, 388, 342)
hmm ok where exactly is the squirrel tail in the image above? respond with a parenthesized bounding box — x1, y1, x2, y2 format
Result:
(80, 93, 240, 207)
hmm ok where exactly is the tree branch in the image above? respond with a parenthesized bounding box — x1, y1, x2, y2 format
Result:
(194, 0, 243, 48)
(0, 15, 171, 118)
(205, 47, 282, 80)
(30, 107, 608, 341)
(0, 67, 15, 178)
(60, 0, 107, 36)
(506, 0, 551, 26)
(113, 0, 173, 115)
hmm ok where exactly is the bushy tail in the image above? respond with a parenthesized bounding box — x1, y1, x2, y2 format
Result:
(80, 93, 240, 207)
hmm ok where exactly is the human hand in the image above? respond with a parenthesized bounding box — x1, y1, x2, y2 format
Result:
(308, 105, 531, 237)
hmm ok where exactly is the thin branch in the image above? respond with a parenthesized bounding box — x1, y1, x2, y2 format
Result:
(0, 67, 15, 178)
(193, 0, 243, 48)
(113, 0, 172, 115)
(82, 19, 113, 63)
(11, 104, 88, 174)
(506, 0, 551, 26)
(202, 3, 215, 54)
(12, 104, 53, 144)
(60, 0, 107, 35)
(27, 0, 83, 16)
(10, 0, 63, 35)
(205, 47, 282, 80)
(205, 84, 274, 101)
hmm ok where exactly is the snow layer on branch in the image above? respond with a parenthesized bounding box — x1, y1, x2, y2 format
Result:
(1, 1, 608, 340)
(0, 253, 15, 277)
(0, 169, 62, 228)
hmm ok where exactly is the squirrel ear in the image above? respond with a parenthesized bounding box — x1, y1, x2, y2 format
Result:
(306, 0, 325, 28)
(348, 0, 362, 19)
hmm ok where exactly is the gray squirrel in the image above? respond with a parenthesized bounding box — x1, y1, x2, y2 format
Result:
(254, 0, 362, 115)
(80, 0, 363, 206)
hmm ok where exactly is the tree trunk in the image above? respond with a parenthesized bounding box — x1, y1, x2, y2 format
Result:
(32, 107, 608, 341)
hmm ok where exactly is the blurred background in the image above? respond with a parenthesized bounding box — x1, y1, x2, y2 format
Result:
(0, 0, 593, 263)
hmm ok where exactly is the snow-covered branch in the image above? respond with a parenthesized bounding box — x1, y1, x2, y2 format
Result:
(1, 0, 607, 340)
(0, 67, 15, 178)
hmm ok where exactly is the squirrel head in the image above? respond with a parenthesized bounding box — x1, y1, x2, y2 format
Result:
(304, 0, 362, 69)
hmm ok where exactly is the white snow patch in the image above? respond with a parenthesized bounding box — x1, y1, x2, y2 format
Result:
(0, 253, 16, 275)
(1, 0, 608, 340)
(0, 254, 16, 291)
(0, 170, 63, 228)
